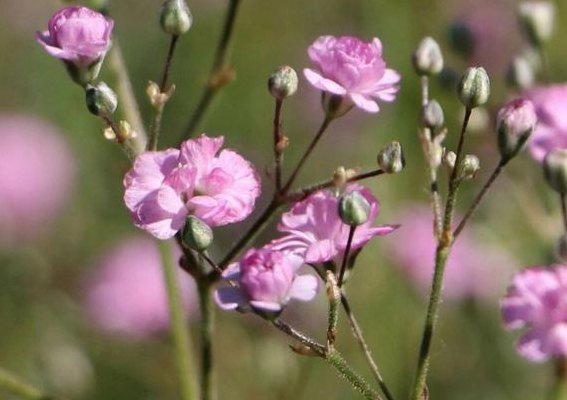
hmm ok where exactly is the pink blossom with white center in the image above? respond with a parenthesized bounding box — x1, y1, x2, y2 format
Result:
(214, 246, 319, 313)
(0, 115, 75, 245)
(271, 185, 398, 264)
(303, 35, 401, 113)
(386, 206, 515, 302)
(523, 84, 567, 162)
(123, 134, 261, 240)
(36, 6, 114, 66)
(501, 265, 567, 362)
(84, 237, 197, 339)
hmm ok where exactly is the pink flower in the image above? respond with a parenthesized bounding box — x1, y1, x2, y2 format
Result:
(84, 237, 197, 339)
(271, 186, 398, 264)
(496, 98, 538, 160)
(215, 246, 319, 313)
(303, 35, 400, 113)
(386, 206, 515, 301)
(0, 115, 75, 245)
(524, 84, 567, 162)
(124, 134, 261, 240)
(501, 266, 567, 362)
(36, 6, 113, 66)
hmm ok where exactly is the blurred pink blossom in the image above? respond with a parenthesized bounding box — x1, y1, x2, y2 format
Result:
(272, 185, 398, 264)
(123, 134, 261, 239)
(36, 6, 113, 67)
(0, 115, 75, 245)
(84, 237, 197, 339)
(304, 35, 400, 113)
(523, 84, 567, 162)
(386, 206, 514, 302)
(501, 265, 567, 362)
(215, 246, 319, 314)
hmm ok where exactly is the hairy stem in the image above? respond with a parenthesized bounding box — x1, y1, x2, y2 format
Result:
(198, 280, 215, 400)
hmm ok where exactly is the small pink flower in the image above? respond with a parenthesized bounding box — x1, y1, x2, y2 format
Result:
(271, 185, 398, 264)
(497, 98, 538, 160)
(501, 266, 567, 362)
(214, 247, 319, 313)
(303, 35, 400, 113)
(124, 134, 261, 240)
(84, 237, 198, 339)
(524, 84, 567, 162)
(36, 6, 113, 66)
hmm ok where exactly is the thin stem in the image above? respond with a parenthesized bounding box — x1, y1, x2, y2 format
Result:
(272, 319, 326, 355)
(201, 252, 224, 276)
(179, 0, 242, 141)
(338, 226, 356, 287)
(148, 103, 165, 151)
(160, 35, 180, 92)
(159, 241, 196, 400)
(282, 116, 333, 194)
(448, 108, 472, 193)
(198, 280, 215, 400)
(454, 160, 506, 238)
(0, 367, 61, 400)
(561, 195, 567, 233)
(341, 294, 395, 400)
(326, 272, 340, 346)
(552, 358, 567, 400)
(273, 99, 284, 192)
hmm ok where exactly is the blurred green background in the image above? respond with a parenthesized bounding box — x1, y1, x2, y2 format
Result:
(1, 0, 567, 399)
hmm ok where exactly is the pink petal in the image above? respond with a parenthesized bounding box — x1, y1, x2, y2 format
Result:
(215, 287, 247, 310)
(289, 275, 319, 302)
(303, 68, 347, 95)
(350, 93, 380, 113)
(305, 239, 338, 264)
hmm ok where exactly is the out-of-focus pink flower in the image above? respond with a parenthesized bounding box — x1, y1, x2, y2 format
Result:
(303, 35, 400, 113)
(36, 6, 113, 66)
(501, 265, 567, 362)
(386, 206, 514, 302)
(123, 134, 261, 240)
(84, 237, 197, 339)
(0, 115, 75, 245)
(272, 186, 398, 264)
(215, 246, 319, 313)
(524, 85, 567, 162)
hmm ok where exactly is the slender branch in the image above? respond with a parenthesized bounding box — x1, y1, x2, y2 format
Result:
(273, 99, 284, 192)
(282, 116, 333, 193)
(197, 280, 215, 400)
(341, 294, 395, 400)
(179, 0, 242, 141)
(0, 367, 62, 400)
(338, 226, 356, 287)
(160, 35, 180, 92)
(158, 241, 197, 400)
(272, 319, 326, 355)
(561, 195, 567, 233)
(453, 159, 506, 238)
(448, 108, 472, 194)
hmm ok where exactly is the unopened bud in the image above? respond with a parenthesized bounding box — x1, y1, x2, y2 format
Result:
(268, 66, 298, 100)
(443, 150, 456, 171)
(497, 98, 537, 162)
(160, 0, 193, 36)
(448, 21, 475, 59)
(338, 191, 371, 227)
(377, 141, 405, 174)
(555, 235, 567, 263)
(457, 67, 490, 109)
(506, 56, 535, 90)
(182, 216, 213, 251)
(85, 82, 117, 117)
(544, 149, 567, 195)
(421, 100, 445, 130)
(146, 81, 176, 107)
(518, 1, 555, 48)
(458, 154, 480, 180)
(412, 37, 444, 76)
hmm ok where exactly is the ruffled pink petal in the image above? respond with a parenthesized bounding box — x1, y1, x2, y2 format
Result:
(305, 239, 338, 264)
(517, 329, 549, 363)
(180, 134, 224, 168)
(350, 93, 380, 113)
(289, 275, 319, 302)
(303, 68, 347, 95)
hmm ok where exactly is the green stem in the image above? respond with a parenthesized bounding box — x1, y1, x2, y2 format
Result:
(552, 358, 567, 400)
(197, 279, 215, 400)
(159, 241, 196, 400)
(273, 99, 284, 192)
(0, 366, 61, 400)
(338, 226, 356, 287)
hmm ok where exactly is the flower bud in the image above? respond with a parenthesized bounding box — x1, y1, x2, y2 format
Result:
(85, 82, 117, 117)
(543, 149, 567, 195)
(518, 1, 555, 48)
(421, 100, 445, 130)
(497, 98, 537, 162)
(182, 216, 213, 251)
(443, 150, 456, 171)
(321, 93, 353, 119)
(412, 37, 444, 76)
(268, 66, 298, 100)
(506, 56, 535, 90)
(377, 141, 405, 174)
(458, 154, 480, 181)
(457, 67, 490, 109)
(160, 0, 193, 36)
(338, 191, 371, 227)
(448, 21, 475, 59)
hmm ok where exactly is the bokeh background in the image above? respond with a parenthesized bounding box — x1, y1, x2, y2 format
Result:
(1, 0, 567, 399)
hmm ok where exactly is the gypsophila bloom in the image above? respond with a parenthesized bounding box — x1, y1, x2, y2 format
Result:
(124, 134, 261, 240)
(524, 85, 567, 162)
(214, 247, 319, 314)
(303, 35, 400, 113)
(272, 185, 398, 264)
(501, 265, 567, 362)
(36, 6, 113, 66)
(497, 98, 537, 161)
(84, 237, 198, 339)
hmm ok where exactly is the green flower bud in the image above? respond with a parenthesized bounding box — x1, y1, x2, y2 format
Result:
(182, 216, 213, 251)
(458, 154, 480, 181)
(457, 67, 490, 109)
(412, 37, 444, 76)
(377, 141, 405, 174)
(544, 148, 567, 195)
(268, 66, 298, 100)
(421, 100, 445, 130)
(338, 191, 371, 227)
(160, 0, 193, 36)
(85, 82, 117, 117)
